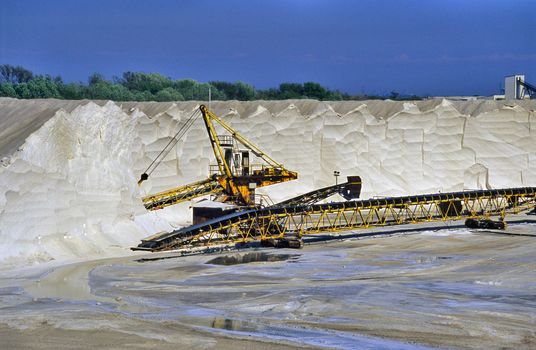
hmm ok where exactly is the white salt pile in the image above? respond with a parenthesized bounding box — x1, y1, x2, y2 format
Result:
(0, 97, 535, 267)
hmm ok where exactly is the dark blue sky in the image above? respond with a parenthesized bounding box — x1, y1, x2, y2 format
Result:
(1, 0, 535, 96)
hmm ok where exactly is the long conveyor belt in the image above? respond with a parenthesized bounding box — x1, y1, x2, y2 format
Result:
(133, 187, 536, 252)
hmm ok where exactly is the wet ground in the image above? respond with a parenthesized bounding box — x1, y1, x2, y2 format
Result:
(1, 222, 536, 349)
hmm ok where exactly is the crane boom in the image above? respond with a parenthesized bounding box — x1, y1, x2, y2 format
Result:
(142, 178, 223, 210)
(199, 104, 297, 205)
(140, 104, 298, 210)
(199, 105, 286, 169)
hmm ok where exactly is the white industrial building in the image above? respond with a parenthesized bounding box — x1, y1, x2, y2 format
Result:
(505, 75, 526, 99)
(495, 74, 535, 100)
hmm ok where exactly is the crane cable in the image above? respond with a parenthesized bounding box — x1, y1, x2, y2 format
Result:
(138, 108, 200, 185)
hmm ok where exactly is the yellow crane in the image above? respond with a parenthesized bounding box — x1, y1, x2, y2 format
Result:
(139, 105, 297, 210)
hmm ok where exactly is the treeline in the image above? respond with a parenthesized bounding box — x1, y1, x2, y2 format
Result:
(0, 64, 421, 101)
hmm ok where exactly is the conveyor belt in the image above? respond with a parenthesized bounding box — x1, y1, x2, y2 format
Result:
(133, 187, 536, 252)
(274, 176, 361, 207)
(142, 178, 222, 210)
(519, 80, 536, 97)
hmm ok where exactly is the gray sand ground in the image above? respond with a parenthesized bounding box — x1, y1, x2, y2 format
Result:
(1, 220, 536, 349)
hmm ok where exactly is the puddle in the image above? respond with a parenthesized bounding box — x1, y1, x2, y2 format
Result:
(414, 256, 452, 264)
(212, 317, 258, 332)
(208, 317, 436, 350)
(206, 252, 300, 266)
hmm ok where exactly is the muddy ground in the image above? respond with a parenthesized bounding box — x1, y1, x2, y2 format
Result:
(1, 221, 536, 349)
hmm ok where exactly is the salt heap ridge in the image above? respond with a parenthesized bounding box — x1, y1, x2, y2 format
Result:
(0, 97, 535, 267)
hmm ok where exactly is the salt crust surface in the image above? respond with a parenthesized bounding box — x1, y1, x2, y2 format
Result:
(0, 97, 535, 267)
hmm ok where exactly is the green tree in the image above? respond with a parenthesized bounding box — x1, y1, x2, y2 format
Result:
(389, 91, 400, 100)
(210, 81, 256, 100)
(0, 64, 34, 83)
(106, 83, 135, 101)
(279, 83, 304, 99)
(26, 77, 61, 98)
(88, 73, 105, 86)
(87, 80, 136, 101)
(155, 87, 184, 101)
(14, 83, 32, 99)
(303, 82, 323, 99)
(189, 82, 213, 100)
(129, 90, 154, 101)
(256, 88, 279, 100)
(119, 72, 172, 93)
(59, 82, 86, 100)
(0, 83, 17, 97)
(173, 80, 224, 100)
(0, 64, 424, 102)
(172, 79, 197, 99)
(328, 90, 344, 101)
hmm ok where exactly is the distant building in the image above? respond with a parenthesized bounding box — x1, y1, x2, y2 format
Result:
(504, 75, 526, 99)
(429, 74, 534, 101)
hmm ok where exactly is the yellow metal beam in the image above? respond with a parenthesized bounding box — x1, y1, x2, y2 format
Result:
(138, 188, 536, 251)
(142, 178, 222, 210)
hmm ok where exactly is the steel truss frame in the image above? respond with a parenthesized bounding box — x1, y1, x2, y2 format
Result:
(137, 187, 536, 251)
